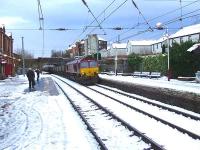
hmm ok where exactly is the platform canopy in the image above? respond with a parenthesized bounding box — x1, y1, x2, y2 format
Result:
(187, 43, 200, 54)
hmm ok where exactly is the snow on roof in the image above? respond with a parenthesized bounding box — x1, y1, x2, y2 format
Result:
(98, 36, 106, 41)
(6, 32, 12, 36)
(68, 44, 76, 49)
(112, 43, 127, 49)
(128, 40, 157, 46)
(152, 36, 168, 44)
(170, 24, 200, 38)
(0, 24, 5, 28)
(187, 43, 200, 52)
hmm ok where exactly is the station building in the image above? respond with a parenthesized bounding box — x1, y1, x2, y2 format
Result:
(0, 25, 19, 79)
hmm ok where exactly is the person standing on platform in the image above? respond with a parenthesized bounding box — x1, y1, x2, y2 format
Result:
(35, 69, 40, 82)
(26, 68, 35, 91)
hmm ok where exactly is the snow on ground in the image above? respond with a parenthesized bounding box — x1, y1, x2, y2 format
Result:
(54, 75, 200, 150)
(98, 74, 200, 95)
(0, 75, 98, 150)
(0, 74, 200, 150)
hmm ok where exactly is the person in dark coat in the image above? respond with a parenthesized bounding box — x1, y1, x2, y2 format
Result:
(35, 69, 40, 82)
(26, 68, 35, 91)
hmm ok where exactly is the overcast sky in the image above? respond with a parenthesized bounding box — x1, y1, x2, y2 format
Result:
(0, 0, 199, 57)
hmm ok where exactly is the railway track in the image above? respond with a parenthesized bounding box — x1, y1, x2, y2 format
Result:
(88, 84, 200, 140)
(95, 84, 200, 121)
(53, 76, 164, 150)
(52, 75, 200, 149)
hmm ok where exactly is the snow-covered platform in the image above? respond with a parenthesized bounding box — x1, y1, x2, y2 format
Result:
(33, 77, 59, 95)
(0, 75, 99, 150)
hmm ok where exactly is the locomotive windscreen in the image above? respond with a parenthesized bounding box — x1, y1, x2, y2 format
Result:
(80, 60, 97, 68)
(80, 62, 89, 68)
(89, 61, 97, 67)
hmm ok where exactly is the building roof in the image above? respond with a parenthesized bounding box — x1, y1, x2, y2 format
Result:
(98, 36, 106, 41)
(68, 44, 76, 49)
(112, 43, 127, 49)
(151, 36, 168, 45)
(170, 23, 200, 38)
(128, 40, 156, 46)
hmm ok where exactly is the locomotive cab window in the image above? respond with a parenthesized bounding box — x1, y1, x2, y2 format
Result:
(80, 62, 89, 68)
(89, 61, 97, 67)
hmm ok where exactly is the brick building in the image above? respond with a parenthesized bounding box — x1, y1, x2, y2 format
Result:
(67, 40, 85, 58)
(84, 34, 107, 56)
(0, 25, 17, 79)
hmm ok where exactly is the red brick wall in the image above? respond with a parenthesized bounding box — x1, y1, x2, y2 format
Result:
(0, 26, 14, 77)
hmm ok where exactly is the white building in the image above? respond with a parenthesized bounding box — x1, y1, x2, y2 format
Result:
(152, 23, 200, 54)
(170, 23, 200, 43)
(127, 40, 156, 55)
(152, 37, 168, 54)
(99, 48, 108, 58)
(109, 43, 127, 57)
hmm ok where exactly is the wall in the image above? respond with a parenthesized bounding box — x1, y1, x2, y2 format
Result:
(0, 26, 14, 78)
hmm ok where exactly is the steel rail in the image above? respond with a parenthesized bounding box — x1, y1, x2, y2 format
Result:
(53, 76, 165, 150)
(95, 84, 200, 121)
(55, 81, 108, 150)
(88, 85, 200, 140)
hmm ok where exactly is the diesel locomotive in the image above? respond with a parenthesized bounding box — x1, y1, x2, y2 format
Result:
(51, 57, 99, 85)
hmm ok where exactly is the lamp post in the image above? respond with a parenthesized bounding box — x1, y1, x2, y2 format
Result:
(156, 22, 171, 81)
(21, 37, 25, 76)
(114, 44, 118, 76)
(114, 35, 120, 76)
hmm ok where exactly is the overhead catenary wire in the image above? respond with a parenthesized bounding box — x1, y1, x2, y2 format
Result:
(82, 0, 116, 32)
(37, 0, 44, 30)
(179, 0, 183, 28)
(109, 0, 200, 42)
(163, 8, 200, 25)
(110, 7, 200, 42)
(118, 12, 200, 42)
(165, 13, 200, 25)
(71, 0, 117, 45)
(118, 13, 200, 42)
(86, 0, 129, 35)
(70, 0, 128, 47)
(81, 0, 106, 35)
(144, 0, 197, 2)
(10, 0, 200, 55)
(37, 0, 45, 56)
(131, 0, 153, 31)
(6, 26, 146, 31)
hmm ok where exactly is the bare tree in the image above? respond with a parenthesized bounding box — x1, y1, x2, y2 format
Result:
(14, 48, 34, 59)
(51, 49, 66, 57)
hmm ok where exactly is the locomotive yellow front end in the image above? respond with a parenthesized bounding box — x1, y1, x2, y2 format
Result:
(79, 59, 99, 84)
(80, 67, 99, 77)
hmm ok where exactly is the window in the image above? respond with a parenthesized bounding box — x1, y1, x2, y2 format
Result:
(80, 62, 88, 68)
(89, 61, 97, 67)
(188, 35, 191, 41)
(180, 37, 183, 43)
